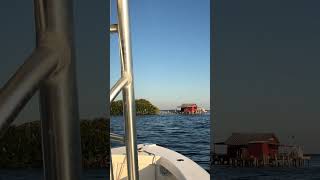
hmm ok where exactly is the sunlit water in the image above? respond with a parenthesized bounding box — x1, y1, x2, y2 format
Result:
(111, 114, 210, 170)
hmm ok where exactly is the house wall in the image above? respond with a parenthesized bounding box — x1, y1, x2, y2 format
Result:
(226, 143, 279, 160)
(182, 106, 197, 113)
(268, 144, 279, 158)
(248, 143, 270, 159)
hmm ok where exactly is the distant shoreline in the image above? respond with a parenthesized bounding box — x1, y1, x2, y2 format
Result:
(111, 99, 159, 116)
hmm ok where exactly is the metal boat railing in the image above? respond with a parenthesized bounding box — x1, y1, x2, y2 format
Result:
(0, 0, 139, 179)
(0, 0, 81, 179)
(110, 0, 139, 180)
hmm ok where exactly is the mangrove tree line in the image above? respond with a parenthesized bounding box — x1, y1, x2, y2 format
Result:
(111, 99, 159, 116)
(0, 118, 109, 168)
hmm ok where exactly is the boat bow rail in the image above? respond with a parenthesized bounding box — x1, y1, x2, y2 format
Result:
(109, 0, 139, 180)
(0, 0, 82, 179)
(109, 0, 210, 180)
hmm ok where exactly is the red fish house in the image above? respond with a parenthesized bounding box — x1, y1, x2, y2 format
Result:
(214, 133, 310, 167)
(180, 104, 197, 114)
(224, 133, 280, 159)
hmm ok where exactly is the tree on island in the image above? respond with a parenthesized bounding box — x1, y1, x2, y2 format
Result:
(111, 99, 159, 116)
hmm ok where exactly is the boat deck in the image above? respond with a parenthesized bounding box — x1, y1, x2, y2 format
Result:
(112, 144, 209, 180)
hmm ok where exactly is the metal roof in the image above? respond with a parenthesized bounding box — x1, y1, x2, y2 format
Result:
(224, 133, 280, 146)
(180, 104, 197, 108)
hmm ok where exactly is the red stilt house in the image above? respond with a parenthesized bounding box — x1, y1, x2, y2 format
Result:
(224, 133, 280, 160)
(180, 104, 197, 114)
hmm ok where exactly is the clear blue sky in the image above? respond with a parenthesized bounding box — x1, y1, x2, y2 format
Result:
(110, 0, 210, 110)
(0, 0, 209, 122)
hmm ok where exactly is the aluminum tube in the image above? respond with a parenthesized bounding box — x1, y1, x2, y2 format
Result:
(110, 76, 128, 102)
(33, 0, 46, 43)
(117, 0, 139, 179)
(110, 133, 125, 143)
(0, 48, 58, 133)
(110, 24, 118, 33)
(36, 0, 82, 179)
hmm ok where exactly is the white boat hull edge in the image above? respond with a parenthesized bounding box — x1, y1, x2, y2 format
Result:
(111, 144, 210, 180)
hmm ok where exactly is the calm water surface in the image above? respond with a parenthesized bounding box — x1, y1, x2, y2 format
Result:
(0, 114, 210, 179)
(111, 114, 210, 170)
(212, 155, 320, 179)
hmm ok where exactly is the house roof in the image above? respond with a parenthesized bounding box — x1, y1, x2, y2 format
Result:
(224, 133, 280, 146)
(180, 104, 197, 108)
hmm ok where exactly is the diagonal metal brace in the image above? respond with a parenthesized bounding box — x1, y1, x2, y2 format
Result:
(0, 46, 59, 132)
(110, 76, 129, 102)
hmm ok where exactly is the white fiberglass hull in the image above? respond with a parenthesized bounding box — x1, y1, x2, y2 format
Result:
(111, 144, 209, 180)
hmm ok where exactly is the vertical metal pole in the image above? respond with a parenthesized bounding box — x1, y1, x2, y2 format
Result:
(117, 0, 139, 179)
(34, 0, 82, 179)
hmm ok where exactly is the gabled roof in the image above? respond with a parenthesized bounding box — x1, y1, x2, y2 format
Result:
(180, 104, 197, 108)
(225, 133, 280, 146)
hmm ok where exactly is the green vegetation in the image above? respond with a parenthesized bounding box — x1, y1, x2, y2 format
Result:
(111, 99, 159, 116)
(0, 118, 109, 168)
(0, 121, 42, 168)
(0, 99, 159, 168)
(80, 118, 109, 168)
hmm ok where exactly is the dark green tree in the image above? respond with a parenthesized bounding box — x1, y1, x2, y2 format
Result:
(0, 118, 110, 168)
(110, 99, 159, 116)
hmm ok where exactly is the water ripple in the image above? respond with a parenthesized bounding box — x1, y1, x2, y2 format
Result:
(111, 114, 210, 170)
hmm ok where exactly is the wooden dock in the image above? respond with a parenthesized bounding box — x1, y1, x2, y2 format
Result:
(212, 153, 311, 168)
